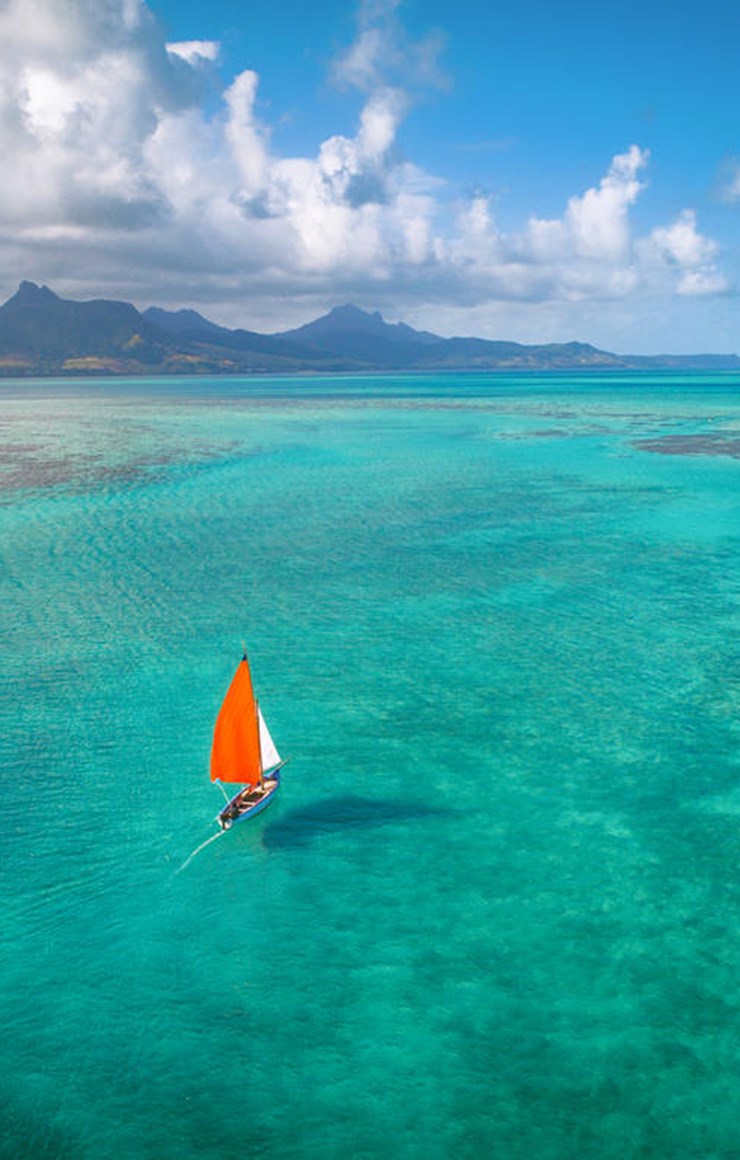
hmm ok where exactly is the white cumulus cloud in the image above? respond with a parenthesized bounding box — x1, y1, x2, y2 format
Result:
(563, 145, 647, 261)
(643, 209, 727, 296)
(167, 40, 219, 64)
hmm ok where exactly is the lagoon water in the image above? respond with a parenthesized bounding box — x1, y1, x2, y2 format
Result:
(2, 371, 740, 1159)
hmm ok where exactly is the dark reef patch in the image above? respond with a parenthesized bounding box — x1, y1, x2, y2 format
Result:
(633, 434, 740, 459)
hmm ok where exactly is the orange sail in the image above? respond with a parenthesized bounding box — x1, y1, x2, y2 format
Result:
(210, 657, 262, 786)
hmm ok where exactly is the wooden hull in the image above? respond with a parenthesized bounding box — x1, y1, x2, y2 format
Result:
(217, 771, 281, 830)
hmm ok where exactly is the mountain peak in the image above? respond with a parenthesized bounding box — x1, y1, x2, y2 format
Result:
(323, 304, 386, 330)
(328, 303, 381, 319)
(8, 281, 60, 308)
(142, 305, 227, 337)
(274, 301, 443, 359)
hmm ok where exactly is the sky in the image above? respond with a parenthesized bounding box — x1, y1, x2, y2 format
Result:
(0, 0, 738, 352)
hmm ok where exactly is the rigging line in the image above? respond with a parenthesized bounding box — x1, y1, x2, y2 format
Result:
(175, 828, 224, 875)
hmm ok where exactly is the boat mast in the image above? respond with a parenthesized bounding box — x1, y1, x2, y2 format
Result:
(255, 697, 265, 787)
(242, 645, 265, 789)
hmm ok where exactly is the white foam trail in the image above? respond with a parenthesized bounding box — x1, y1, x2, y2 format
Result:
(175, 829, 224, 874)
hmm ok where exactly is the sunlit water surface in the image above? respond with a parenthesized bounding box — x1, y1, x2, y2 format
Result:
(2, 372, 740, 1159)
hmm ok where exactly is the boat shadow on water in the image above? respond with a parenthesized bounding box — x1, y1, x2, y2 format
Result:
(260, 794, 450, 850)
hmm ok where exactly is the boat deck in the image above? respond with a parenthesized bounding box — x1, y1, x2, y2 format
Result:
(218, 776, 280, 829)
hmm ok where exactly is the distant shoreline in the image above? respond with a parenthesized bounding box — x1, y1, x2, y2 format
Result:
(1, 283, 739, 377)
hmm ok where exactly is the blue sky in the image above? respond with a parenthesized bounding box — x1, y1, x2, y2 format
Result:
(0, 0, 738, 351)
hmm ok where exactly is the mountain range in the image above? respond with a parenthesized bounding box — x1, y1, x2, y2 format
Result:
(0, 281, 738, 376)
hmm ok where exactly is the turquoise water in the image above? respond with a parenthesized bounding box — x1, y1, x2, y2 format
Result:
(2, 371, 740, 1159)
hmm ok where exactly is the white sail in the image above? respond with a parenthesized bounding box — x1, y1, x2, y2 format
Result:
(258, 705, 281, 773)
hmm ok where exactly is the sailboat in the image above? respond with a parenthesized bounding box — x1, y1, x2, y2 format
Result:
(211, 652, 285, 830)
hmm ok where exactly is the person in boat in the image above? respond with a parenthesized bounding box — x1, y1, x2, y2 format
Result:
(230, 787, 260, 812)
(242, 785, 265, 804)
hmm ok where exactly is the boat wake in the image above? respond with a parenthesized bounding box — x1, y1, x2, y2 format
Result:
(175, 828, 224, 874)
